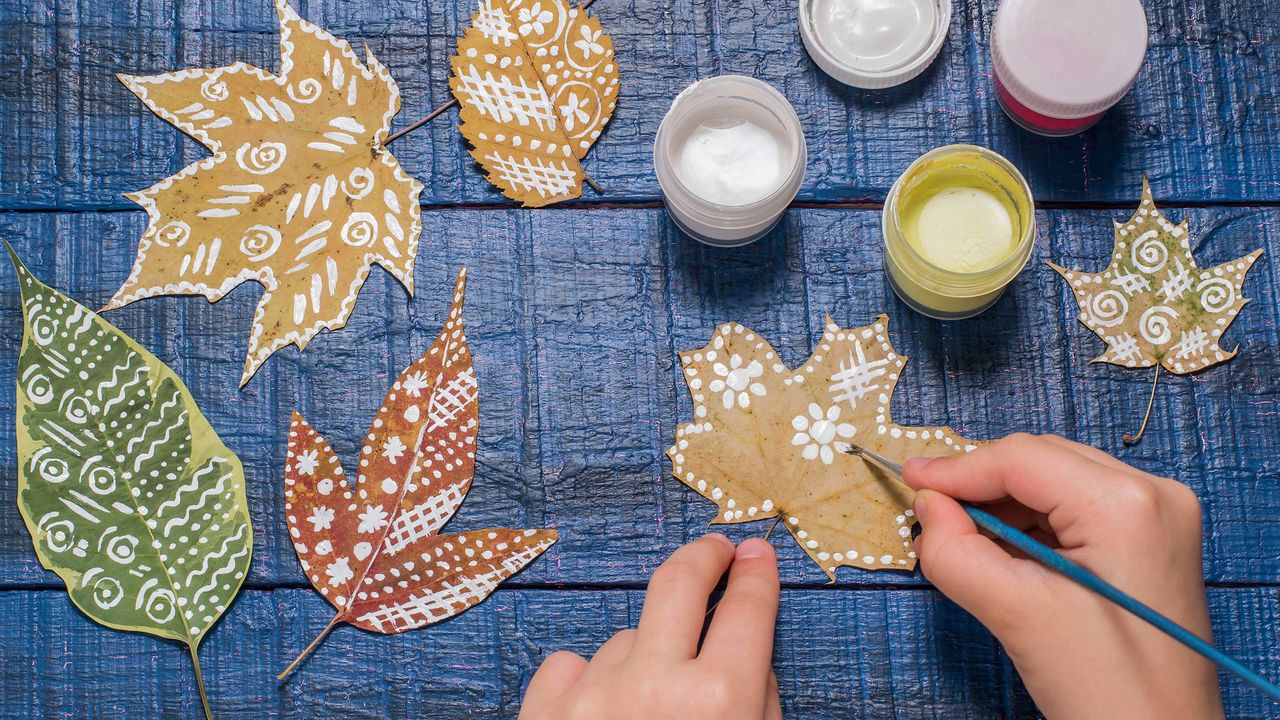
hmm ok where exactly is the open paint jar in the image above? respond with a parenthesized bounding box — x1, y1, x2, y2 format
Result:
(799, 0, 950, 89)
(991, 0, 1148, 136)
(654, 76, 806, 247)
(883, 145, 1035, 320)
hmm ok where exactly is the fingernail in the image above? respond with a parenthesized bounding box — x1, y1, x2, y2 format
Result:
(736, 537, 773, 560)
(912, 491, 932, 524)
(903, 456, 935, 476)
(704, 532, 733, 548)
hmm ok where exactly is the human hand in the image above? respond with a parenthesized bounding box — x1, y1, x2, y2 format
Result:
(518, 534, 782, 720)
(904, 433, 1223, 720)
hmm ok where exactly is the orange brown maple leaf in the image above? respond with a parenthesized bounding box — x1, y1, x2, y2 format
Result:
(669, 316, 978, 579)
(108, 0, 424, 386)
(279, 269, 556, 678)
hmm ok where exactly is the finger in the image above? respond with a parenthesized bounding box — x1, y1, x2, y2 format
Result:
(902, 433, 1133, 517)
(764, 670, 783, 720)
(635, 533, 736, 658)
(581, 628, 636, 678)
(1040, 435, 1150, 477)
(914, 489, 1044, 632)
(701, 538, 780, 673)
(519, 651, 586, 718)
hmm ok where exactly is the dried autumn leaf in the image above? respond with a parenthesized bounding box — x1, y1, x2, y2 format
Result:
(9, 245, 252, 720)
(449, 0, 620, 206)
(108, 0, 424, 386)
(1049, 179, 1262, 375)
(669, 316, 977, 579)
(279, 269, 557, 678)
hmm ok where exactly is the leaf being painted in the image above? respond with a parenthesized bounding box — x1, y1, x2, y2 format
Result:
(1049, 180, 1263, 375)
(670, 316, 978, 579)
(279, 269, 556, 677)
(9, 246, 252, 716)
(450, 0, 620, 206)
(109, 0, 424, 386)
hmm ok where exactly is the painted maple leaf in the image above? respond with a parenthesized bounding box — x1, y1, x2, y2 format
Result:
(1049, 180, 1262, 375)
(278, 269, 557, 678)
(108, 0, 424, 386)
(669, 316, 978, 579)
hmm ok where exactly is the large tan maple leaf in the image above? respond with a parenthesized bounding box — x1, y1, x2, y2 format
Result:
(108, 0, 424, 386)
(669, 316, 978, 580)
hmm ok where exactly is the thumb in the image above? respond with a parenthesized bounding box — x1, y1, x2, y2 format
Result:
(914, 489, 1038, 633)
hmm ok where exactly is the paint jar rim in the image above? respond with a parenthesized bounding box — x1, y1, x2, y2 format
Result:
(799, 0, 951, 89)
(654, 76, 807, 246)
(883, 144, 1036, 297)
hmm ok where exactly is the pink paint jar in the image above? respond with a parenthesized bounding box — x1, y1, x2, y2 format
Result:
(991, 0, 1148, 137)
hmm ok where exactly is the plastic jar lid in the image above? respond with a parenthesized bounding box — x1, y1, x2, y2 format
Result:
(992, 0, 1148, 119)
(799, 0, 951, 89)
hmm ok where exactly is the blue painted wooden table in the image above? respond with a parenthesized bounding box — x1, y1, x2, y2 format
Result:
(1, 0, 1278, 717)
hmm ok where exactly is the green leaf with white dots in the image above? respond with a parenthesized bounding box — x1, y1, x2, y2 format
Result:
(9, 245, 251, 719)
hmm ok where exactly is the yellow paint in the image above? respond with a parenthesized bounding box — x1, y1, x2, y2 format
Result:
(883, 145, 1035, 319)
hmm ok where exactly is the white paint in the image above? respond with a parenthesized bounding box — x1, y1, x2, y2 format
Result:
(676, 118, 785, 206)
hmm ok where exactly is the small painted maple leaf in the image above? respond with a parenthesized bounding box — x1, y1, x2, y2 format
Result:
(669, 316, 978, 579)
(108, 0, 424, 386)
(279, 269, 556, 679)
(449, 0, 620, 206)
(1049, 180, 1262, 375)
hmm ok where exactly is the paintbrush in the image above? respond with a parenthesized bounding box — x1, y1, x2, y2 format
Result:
(843, 442, 1280, 704)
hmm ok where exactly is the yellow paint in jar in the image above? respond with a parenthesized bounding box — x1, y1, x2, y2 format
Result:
(883, 145, 1035, 319)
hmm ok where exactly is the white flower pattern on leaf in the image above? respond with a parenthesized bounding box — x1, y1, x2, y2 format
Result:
(518, 3, 552, 35)
(382, 436, 407, 464)
(357, 504, 390, 533)
(791, 403, 855, 465)
(709, 354, 766, 409)
(401, 371, 429, 398)
(574, 26, 604, 57)
(307, 506, 335, 532)
(325, 557, 353, 587)
(559, 93, 589, 132)
(294, 449, 319, 476)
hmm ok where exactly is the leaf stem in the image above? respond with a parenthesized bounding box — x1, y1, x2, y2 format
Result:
(188, 642, 214, 720)
(1123, 365, 1161, 445)
(277, 614, 343, 681)
(583, 174, 605, 195)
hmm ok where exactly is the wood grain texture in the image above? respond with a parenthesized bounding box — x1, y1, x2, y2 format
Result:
(2, 0, 1279, 716)
(0, 206, 1275, 589)
(0, 0, 1278, 209)
(1, 587, 1277, 719)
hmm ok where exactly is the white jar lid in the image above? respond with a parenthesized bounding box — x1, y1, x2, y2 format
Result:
(799, 0, 951, 89)
(992, 0, 1148, 119)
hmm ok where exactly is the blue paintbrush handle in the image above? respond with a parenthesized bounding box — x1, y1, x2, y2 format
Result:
(964, 504, 1280, 703)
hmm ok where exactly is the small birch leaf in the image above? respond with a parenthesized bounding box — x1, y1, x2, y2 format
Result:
(279, 269, 557, 678)
(450, 0, 620, 206)
(108, 0, 424, 386)
(669, 316, 978, 580)
(9, 245, 252, 720)
(1049, 179, 1263, 375)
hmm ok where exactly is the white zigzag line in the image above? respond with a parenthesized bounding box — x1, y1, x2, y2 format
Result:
(162, 468, 230, 536)
(133, 412, 186, 473)
(155, 461, 225, 517)
(190, 541, 251, 615)
(127, 389, 181, 454)
(101, 365, 148, 416)
(186, 524, 249, 598)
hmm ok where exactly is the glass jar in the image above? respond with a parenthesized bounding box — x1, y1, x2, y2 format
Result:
(654, 76, 807, 247)
(883, 145, 1036, 319)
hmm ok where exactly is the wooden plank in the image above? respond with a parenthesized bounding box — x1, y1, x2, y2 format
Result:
(2, 0, 1279, 209)
(1, 586, 1276, 718)
(0, 205, 1276, 588)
